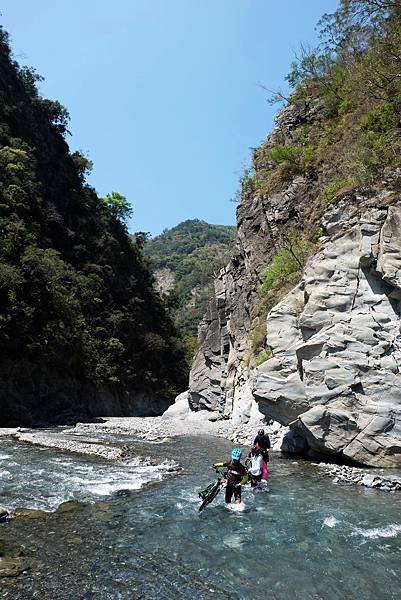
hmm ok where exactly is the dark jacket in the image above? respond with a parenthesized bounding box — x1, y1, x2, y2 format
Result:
(253, 434, 271, 451)
(222, 460, 247, 485)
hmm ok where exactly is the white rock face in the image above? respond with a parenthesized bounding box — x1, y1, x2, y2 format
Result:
(186, 97, 401, 467)
(254, 200, 401, 466)
(161, 391, 191, 420)
(153, 267, 175, 295)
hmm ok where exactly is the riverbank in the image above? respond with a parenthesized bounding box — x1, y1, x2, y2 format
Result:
(14, 431, 123, 460)
(315, 462, 401, 493)
(10, 412, 275, 461)
(6, 412, 401, 495)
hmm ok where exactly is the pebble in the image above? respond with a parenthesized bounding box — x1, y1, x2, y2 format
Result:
(315, 462, 401, 492)
(14, 432, 123, 460)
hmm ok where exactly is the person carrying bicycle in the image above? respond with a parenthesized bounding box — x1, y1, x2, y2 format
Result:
(213, 448, 248, 504)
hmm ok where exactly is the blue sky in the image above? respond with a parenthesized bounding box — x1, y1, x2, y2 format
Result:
(1, 1, 338, 236)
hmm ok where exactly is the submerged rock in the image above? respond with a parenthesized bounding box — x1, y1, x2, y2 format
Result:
(0, 541, 31, 578)
(57, 501, 87, 514)
(13, 508, 49, 519)
(0, 506, 10, 523)
(0, 556, 30, 577)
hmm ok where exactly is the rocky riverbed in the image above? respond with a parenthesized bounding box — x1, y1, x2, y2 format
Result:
(5, 400, 401, 496)
(1, 433, 401, 599)
(315, 462, 401, 492)
(14, 431, 123, 460)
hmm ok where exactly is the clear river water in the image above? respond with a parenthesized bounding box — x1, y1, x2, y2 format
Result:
(1, 433, 401, 599)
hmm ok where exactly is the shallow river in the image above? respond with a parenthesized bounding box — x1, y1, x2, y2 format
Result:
(1, 434, 401, 599)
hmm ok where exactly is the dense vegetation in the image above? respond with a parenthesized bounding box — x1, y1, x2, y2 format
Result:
(144, 220, 235, 359)
(252, 0, 401, 201)
(241, 0, 401, 367)
(0, 26, 187, 417)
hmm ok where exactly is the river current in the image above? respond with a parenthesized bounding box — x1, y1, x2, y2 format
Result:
(1, 433, 401, 599)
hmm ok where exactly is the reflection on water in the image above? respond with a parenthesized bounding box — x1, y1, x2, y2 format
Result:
(1, 435, 401, 599)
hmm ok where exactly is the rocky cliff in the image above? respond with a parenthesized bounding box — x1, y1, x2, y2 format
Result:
(188, 101, 401, 467)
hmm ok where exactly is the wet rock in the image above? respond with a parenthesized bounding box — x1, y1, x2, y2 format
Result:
(57, 501, 87, 514)
(0, 541, 30, 578)
(0, 506, 10, 523)
(0, 556, 30, 577)
(361, 474, 376, 487)
(316, 462, 401, 492)
(66, 536, 83, 545)
(13, 508, 49, 519)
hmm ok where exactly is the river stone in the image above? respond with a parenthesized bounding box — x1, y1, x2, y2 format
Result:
(13, 508, 49, 519)
(0, 556, 30, 577)
(66, 536, 83, 545)
(0, 541, 30, 578)
(361, 474, 376, 487)
(0, 506, 9, 523)
(57, 500, 87, 513)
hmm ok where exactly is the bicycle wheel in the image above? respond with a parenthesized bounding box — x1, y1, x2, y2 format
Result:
(198, 480, 222, 512)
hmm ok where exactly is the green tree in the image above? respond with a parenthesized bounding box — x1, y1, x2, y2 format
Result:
(101, 191, 133, 222)
(0, 25, 188, 425)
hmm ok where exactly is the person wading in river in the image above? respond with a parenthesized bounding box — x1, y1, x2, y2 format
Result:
(247, 443, 269, 487)
(253, 428, 271, 463)
(213, 448, 248, 504)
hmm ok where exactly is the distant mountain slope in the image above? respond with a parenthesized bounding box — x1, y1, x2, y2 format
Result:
(144, 220, 235, 352)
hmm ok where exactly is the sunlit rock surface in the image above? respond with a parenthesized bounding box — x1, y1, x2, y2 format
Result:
(253, 199, 401, 466)
(186, 99, 401, 466)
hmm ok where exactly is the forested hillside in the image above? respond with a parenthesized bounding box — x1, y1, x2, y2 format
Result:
(0, 27, 187, 425)
(144, 220, 235, 357)
(251, 0, 401, 240)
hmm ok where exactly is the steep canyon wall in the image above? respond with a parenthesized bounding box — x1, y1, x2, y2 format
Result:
(188, 104, 401, 467)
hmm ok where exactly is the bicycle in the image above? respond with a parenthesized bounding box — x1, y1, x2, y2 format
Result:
(198, 467, 226, 512)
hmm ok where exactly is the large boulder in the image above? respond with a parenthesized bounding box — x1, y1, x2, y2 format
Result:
(253, 200, 401, 466)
